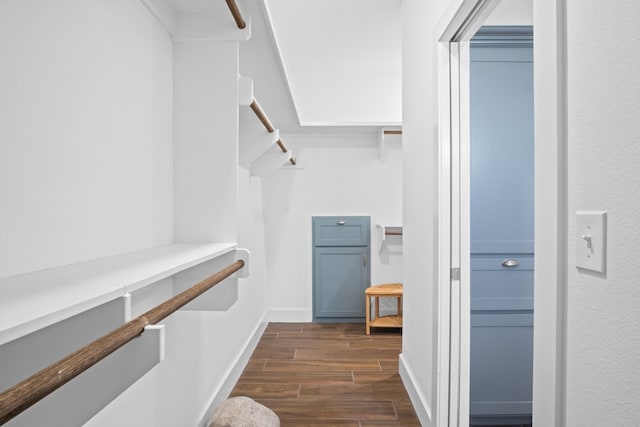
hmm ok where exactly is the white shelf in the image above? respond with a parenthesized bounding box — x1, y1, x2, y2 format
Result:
(0, 243, 236, 346)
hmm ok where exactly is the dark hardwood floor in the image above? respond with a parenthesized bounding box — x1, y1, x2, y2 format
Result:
(230, 322, 421, 426)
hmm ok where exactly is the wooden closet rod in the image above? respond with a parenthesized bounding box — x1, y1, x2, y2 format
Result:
(0, 259, 245, 425)
(249, 98, 296, 165)
(383, 130, 403, 135)
(385, 230, 403, 236)
(250, 99, 275, 133)
(225, 0, 246, 29)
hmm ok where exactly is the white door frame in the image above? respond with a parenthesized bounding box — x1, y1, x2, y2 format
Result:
(435, 1, 567, 426)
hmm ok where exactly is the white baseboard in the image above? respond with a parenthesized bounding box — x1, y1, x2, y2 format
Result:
(268, 309, 312, 322)
(197, 315, 269, 427)
(399, 352, 433, 425)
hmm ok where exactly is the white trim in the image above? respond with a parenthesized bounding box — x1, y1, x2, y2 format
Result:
(139, 0, 251, 41)
(138, 0, 177, 35)
(459, 39, 473, 427)
(268, 308, 312, 323)
(197, 315, 269, 427)
(280, 131, 378, 141)
(295, 120, 404, 127)
(260, 0, 303, 126)
(436, 31, 454, 427)
(448, 40, 464, 427)
(436, 3, 501, 425)
(399, 353, 433, 424)
(532, 1, 567, 426)
(435, 1, 566, 427)
(437, 0, 501, 43)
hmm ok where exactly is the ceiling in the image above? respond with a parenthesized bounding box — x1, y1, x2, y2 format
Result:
(261, 0, 402, 127)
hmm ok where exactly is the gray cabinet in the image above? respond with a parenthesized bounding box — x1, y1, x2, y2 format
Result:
(469, 27, 534, 424)
(312, 216, 370, 322)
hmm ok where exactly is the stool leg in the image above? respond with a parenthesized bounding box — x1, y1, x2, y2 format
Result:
(374, 297, 380, 323)
(365, 295, 371, 335)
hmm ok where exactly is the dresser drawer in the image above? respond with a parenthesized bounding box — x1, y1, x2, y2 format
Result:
(312, 216, 369, 247)
(471, 255, 534, 311)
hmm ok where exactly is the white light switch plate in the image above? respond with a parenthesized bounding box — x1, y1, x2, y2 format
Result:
(576, 211, 607, 273)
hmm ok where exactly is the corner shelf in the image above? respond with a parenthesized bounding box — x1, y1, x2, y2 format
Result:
(0, 243, 238, 346)
(376, 225, 403, 253)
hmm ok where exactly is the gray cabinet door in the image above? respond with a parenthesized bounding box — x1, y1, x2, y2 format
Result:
(312, 216, 370, 322)
(470, 313, 534, 419)
(470, 40, 534, 256)
(469, 27, 534, 423)
(313, 246, 368, 319)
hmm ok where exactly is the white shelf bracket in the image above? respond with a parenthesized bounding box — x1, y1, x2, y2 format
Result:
(376, 224, 403, 253)
(376, 224, 386, 253)
(234, 248, 250, 279)
(250, 147, 292, 177)
(238, 75, 254, 107)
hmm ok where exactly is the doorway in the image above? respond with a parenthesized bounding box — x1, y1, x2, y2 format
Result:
(468, 26, 533, 426)
(434, 1, 567, 426)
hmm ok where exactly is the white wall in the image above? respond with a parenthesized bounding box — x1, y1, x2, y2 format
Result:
(564, 1, 640, 425)
(484, 0, 532, 26)
(173, 39, 239, 244)
(0, 0, 174, 278)
(400, 0, 451, 423)
(261, 134, 403, 321)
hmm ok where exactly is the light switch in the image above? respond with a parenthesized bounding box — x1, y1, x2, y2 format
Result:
(576, 211, 607, 273)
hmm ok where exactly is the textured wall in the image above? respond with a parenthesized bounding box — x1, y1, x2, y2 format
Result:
(565, 1, 640, 425)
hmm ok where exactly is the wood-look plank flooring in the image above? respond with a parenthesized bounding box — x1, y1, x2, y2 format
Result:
(230, 322, 420, 426)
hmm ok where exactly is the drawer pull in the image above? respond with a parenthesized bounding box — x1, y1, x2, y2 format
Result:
(337, 220, 346, 225)
(502, 259, 520, 268)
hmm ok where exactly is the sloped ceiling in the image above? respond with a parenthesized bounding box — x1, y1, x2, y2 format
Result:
(261, 0, 402, 127)
(161, 0, 529, 134)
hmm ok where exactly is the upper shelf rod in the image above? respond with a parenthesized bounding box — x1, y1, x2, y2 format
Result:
(250, 98, 275, 132)
(249, 98, 297, 166)
(225, 0, 247, 29)
(0, 260, 245, 425)
(383, 130, 403, 135)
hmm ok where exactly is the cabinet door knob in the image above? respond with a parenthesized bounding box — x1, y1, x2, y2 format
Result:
(502, 259, 520, 268)
(337, 220, 346, 225)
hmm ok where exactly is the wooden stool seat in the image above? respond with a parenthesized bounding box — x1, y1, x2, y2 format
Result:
(365, 283, 403, 335)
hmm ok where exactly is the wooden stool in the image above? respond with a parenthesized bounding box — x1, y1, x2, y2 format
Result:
(365, 283, 403, 335)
